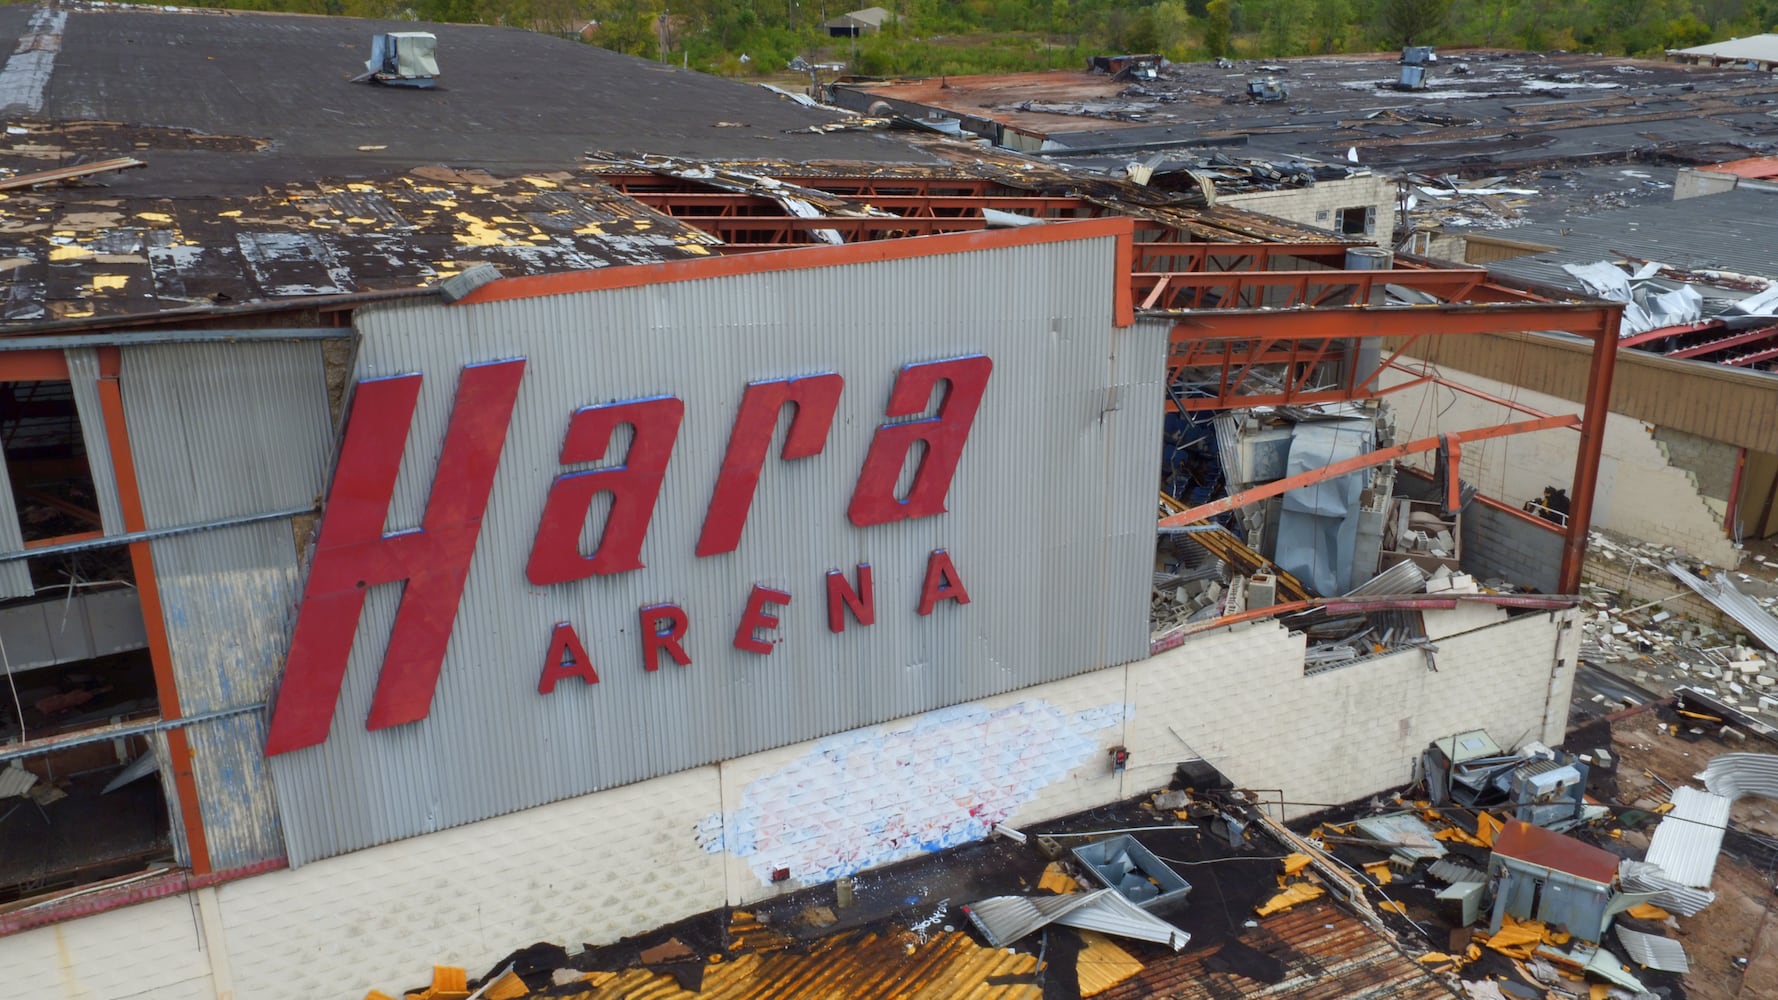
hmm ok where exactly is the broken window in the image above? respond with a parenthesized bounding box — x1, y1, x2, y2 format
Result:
(0, 373, 173, 904)
(1335, 206, 1375, 236)
(1, 381, 102, 543)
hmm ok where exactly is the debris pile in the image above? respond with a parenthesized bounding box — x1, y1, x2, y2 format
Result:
(1580, 533, 1778, 718)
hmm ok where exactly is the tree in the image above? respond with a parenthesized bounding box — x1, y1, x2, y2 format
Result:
(1205, 0, 1233, 55)
(1376, 0, 1451, 45)
(1309, 0, 1351, 51)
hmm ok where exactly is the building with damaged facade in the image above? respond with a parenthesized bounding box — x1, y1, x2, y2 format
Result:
(0, 5, 1676, 998)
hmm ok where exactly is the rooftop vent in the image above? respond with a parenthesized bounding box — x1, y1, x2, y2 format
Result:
(1247, 78, 1288, 102)
(1397, 46, 1436, 90)
(354, 32, 439, 89)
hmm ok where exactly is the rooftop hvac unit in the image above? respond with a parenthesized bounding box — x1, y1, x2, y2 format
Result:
(355, 32, 440, 89)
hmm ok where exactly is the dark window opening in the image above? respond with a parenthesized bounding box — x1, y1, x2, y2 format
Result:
(1, 380, 102, 543)
(1, 545, 169, 904)
(1335, 206, 1375, 236)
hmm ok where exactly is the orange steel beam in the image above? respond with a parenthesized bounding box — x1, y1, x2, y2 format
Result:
(1382, 363, 1562, 420)
(1158, 413, 1582, 527)
(1564, 308, 1621, 592)
(1135, 269, 1492, 310)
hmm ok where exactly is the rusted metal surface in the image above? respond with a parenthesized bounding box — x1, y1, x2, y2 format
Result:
(1491, 820, 1620, 885)
(557, 927, 1043, 1000)
(1095, 899, 1455, 999)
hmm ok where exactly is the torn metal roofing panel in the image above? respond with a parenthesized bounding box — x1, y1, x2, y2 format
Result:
(1617, 859, 1716, 916)
(1584, 946, 1648, 993)
(1490, 820, 1619, 885)
(1427, 859, 1487, 884)
(1094, 900, 1452, 999)
(964, 890, 1190, 950)
(1644, 786, 1732, 889)
(1697, 753, 1778, 802)
(1667, 561, 1778, 654)
(1352, 811, 1448, 863)
(1614, 926, 1690, 974)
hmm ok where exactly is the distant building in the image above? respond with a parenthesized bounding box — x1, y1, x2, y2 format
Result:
(824, 5, 895, 37)
(1668, 33, 1778, 72)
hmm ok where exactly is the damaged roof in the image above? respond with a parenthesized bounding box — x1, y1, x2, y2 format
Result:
(5, 3, 926, 196)
(838, 51, 1778, 172)
(1484, 187, 1778, 292)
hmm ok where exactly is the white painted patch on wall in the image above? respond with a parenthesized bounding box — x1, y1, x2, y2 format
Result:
(703, 699, 1129, 884)
(0, 8, 66, 116)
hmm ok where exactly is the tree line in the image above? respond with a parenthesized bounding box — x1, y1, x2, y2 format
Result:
(112, 0, 1778, 77)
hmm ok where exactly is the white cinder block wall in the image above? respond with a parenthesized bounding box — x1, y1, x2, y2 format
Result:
(3, 610, 1574, 1000)
(1222, 176, 1399, 242)
(1380, 368, 1740, 568)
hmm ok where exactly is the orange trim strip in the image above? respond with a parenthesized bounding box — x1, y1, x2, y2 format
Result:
(456, 218, 1140, 324)
(0, 349, 71, 381)
(1112, 229, 1134, 327)
(23, 530, 104, 550)
(96, 377, 212, 876)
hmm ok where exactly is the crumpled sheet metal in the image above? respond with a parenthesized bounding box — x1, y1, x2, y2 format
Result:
(963, 889, 1190, 951)
(1667, 561, 1778, 654)
(1614, 925, 1690, 974)
(1617, 860, 1715, 917)
(1696, 752, 1778, 803)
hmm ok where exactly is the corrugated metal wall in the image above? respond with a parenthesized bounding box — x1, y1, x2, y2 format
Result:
(64, 348, 126, 534)
(1394, 330, 1778, 453)
(0, 442, 34, 600)
(269, 236, 1166, 864)
(120, 341, 337, 868)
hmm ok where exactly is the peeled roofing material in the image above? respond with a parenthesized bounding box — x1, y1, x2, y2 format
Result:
(1644, 786, 1733, 889)
(1614, 926, 1691, 974)
(1618, 860, 1716, 917)
(1667, 561, 1778, 654)
(964, 889, 1191, 951)
(1697, 753, 1778, 802)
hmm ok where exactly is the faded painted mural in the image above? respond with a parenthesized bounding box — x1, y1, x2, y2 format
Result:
(701, 699, 1129, 884)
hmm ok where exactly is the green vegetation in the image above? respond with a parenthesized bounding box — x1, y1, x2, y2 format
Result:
(101, 0, 1778, 75)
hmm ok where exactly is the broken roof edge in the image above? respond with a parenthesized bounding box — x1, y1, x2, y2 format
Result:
(0, 285, 431, 337)
(449, 217, 1139, 317)
(1151, 591, 1577, 655)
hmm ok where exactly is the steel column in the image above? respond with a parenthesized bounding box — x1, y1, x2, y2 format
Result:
(1561, 308, 1624, 594)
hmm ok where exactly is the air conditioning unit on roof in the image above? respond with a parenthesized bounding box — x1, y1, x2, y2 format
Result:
(355, 32, 440, 89)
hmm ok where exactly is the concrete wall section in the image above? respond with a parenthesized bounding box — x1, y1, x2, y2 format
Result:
(1, 609, 1574, 1000)
(1380, 368, 1741, 567)
(0, 895, 219, 1000)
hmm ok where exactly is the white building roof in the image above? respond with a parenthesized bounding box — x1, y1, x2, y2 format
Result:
(1669, 33, 1778, 63)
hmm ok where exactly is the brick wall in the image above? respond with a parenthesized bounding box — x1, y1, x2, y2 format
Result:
(1380, 368, 1740, 567)
(1, 610, 1573, 1000)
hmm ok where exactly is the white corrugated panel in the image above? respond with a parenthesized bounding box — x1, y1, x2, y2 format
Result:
(0, 439, 34, 600)
(1614, 926, 1689, 974)
(1644, 786, 1731, 889)
(118, 341, 334, 528)
(268, 234, 1165, 865)
(1698, 752, 1778, 802)
(63, 347, 127, 534)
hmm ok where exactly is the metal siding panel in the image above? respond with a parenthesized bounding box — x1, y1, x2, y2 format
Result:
(150, 519, 302, 866)
(118, 341, 334, 529)
(187, 711, 286, 868)
(0, 436, 33, 600)
(151, 520, 302, 715)
(63, 347, 126, 534)
(1644, 786, 1731, 888)
(269, 236, 1163, 864)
